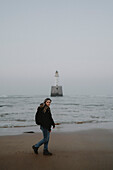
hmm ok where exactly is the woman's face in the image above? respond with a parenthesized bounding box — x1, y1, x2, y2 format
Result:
(45, 100, 51, 107)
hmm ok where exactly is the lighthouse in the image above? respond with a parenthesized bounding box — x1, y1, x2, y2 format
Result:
(51, 71, 63, 97)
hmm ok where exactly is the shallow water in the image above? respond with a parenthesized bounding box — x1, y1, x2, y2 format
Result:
(0, 94, 113, 135)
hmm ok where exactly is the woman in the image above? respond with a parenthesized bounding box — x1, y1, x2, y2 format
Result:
(32, 98, 55, 155)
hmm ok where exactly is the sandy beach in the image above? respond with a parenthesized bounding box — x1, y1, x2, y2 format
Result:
(0, 129, 113, 170)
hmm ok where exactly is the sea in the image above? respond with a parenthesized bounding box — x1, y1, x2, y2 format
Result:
(0, 94, 113, 135)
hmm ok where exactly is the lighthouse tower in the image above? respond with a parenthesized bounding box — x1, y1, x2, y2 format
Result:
(51, 71, 63, 97)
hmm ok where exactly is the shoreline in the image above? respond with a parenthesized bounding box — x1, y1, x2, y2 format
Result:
(0, 129, 113, 170)
(0, 121, 113, 136)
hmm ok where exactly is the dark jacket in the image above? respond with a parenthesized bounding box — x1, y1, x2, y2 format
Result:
(35, 103, 55, 131)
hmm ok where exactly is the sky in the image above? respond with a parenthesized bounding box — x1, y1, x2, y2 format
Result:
(0, 0, 113, 96)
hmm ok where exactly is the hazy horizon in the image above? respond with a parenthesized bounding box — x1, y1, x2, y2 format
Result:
(0, 0, 113, 96)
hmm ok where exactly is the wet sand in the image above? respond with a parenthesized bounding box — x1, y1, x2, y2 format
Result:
(0, 129, 113, 170)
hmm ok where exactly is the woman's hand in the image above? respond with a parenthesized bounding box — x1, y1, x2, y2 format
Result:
(53, 124, 55, 128)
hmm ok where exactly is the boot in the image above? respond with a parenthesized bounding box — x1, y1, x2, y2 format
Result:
(32, 145, 38, 154)
(43, 149, 52, 156)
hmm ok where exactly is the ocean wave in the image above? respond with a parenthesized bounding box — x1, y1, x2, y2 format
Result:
(0, 113, 9, 117)
(0, 95, 113, 130)
(63, 103, 80, 106)
(90, 116, 100, 118)
(53, 103, 79, 106)
(0, 125, 36, 128)
(75, 120, 94, 124)
(55, 120, 112, 125)
(0, 95, 34, 99)
(0, 112, 19, 117)
(15, 119, 26, 122)
(0, 95, 9, 98)
(84, 104, 104, 107)
(0, 105, 13, 108)
(0, 120, 112, 128)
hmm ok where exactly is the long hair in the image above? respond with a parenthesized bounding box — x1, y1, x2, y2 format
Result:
(44, 98, 52, 104)
(43, 98, 52, 113)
